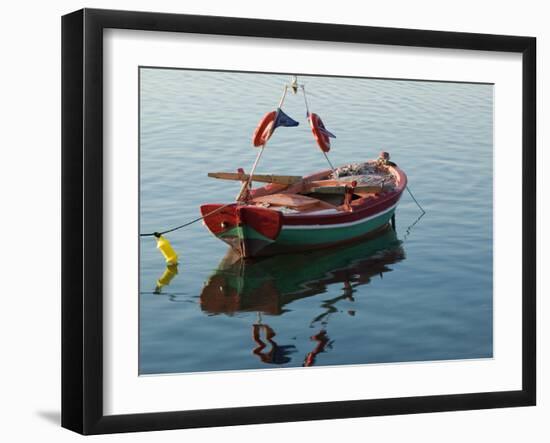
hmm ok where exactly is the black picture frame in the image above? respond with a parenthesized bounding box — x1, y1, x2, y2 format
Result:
(62, 8, 536, 435)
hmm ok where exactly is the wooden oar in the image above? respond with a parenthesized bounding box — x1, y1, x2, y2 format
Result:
(208, 172, 302, 186)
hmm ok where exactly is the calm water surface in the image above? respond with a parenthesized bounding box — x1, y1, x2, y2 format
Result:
(139, 69, 493, 374)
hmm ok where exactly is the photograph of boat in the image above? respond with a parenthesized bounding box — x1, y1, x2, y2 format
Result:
(139, 68, 494, 375)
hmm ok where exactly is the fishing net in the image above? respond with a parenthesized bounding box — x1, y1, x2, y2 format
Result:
(330, 162, 397, 188)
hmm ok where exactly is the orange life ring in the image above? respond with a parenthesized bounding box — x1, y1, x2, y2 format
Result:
(308, 113, 331, 152)
(252, 111, 277, 147)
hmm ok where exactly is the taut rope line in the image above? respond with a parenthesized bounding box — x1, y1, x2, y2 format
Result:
(405, 185, 426, 215)
(139, 203, 233, 237)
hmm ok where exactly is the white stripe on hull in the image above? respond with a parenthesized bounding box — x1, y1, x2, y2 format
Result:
(282, 203, 398, 230)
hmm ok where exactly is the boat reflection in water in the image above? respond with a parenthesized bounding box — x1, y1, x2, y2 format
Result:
(200, 226, 405, 367)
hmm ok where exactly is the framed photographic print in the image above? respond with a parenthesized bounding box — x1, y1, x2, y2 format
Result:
(61, 8, 536, 435)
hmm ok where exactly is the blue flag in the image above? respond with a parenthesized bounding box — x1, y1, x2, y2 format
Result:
(273, 108, 299, 129)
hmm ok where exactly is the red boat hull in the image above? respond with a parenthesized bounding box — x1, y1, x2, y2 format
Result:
(201, 165, 407, 258)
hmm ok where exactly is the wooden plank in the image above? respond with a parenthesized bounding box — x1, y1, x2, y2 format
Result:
(251, 193, 338, 211)
(252, 193, 321, 209)
(208, 172, 302, 185)
(311, 185, 385, 194)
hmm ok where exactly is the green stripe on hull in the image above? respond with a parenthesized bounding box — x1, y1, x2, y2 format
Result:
(217, 210, 395, 245)
(219, 225, 274, 243)
(277, 209, 395, 245)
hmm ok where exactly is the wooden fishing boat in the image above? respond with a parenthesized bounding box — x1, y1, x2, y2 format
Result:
(201, 158, 406, 258)
(200, 77, 408, 258)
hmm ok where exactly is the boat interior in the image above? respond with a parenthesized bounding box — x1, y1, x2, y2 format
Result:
(208, 161, 399, 214)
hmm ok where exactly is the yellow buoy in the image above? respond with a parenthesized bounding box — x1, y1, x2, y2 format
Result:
(154, 233, 178, 265)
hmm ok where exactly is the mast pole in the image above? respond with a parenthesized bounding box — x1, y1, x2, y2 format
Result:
(322, 151, 336, 171)
(301, 84, 310, 115)
(236, 84, 289, 201)
(302, 83, 335, 173)
(278, 85, 288, 108)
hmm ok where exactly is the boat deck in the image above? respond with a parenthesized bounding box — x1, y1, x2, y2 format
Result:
(247, 161, 401, 215)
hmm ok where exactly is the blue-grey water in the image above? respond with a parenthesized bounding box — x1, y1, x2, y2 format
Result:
(139, 68, 493, 375)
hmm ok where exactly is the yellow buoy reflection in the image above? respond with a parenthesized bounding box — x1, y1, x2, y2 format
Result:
(154, 264, 179, 294)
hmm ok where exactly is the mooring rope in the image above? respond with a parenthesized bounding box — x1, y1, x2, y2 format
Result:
(406, 185, 426, 215)
(401, 210, 426, 242)
(139, 203, 233, 237)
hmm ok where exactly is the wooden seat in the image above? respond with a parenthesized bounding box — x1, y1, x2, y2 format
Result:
(252, 193, 324, 211)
